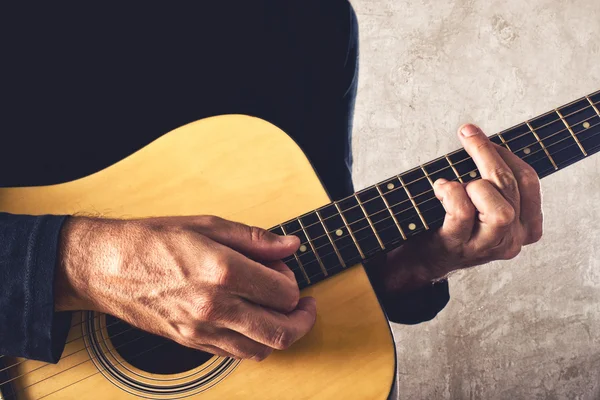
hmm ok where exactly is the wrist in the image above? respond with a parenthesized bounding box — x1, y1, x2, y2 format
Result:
(378, 240, 452, 295)
(55, 216, 125, 312)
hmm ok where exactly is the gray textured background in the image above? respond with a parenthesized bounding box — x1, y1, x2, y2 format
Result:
(350, 0, 600, 398)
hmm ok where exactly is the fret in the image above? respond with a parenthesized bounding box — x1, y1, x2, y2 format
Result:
(529, 110, 586, 170)
(337, 196, 382, 258)
(272, 91, 600, 290)
(555, 107, 587, 156)
(398, 173, 431, 230)
(496, 132, 512, 151)
(423, 157, 462, 183)
(445, 155, 463, 183)
(500, 122, 555, 177)
(527, 120, 558, 170)
(316, 210, 346, 269)
(575, 95, 600, 157)
(378, 177, 427, 237)
(401, 169, 445, 230)
(273, 225, 309, 287)
(420, 165, 434, 186)
(297, 217, 327, 276)
(321, 203, 364, 264)
(357, 186, 405, 247)
(354, 193, 385, 250)
(589, 92, 600, 117)
(447, 149, 479, 182)
(375, 185, 407, 241)
(299, 212, 343, 275)
(283, 256, 309, 289)
(281, 219, 325, 284)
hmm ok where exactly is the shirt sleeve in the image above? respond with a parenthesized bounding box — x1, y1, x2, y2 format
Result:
(363, 258, 450, 325)
(0, 213, 71, 363)
(378, 279, 450, 325)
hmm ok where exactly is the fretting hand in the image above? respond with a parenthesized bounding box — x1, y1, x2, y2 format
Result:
(379, 123, 543, 292)
(55, 215, 316, 361)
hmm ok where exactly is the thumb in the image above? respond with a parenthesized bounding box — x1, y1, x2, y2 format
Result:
(195, 216, 300, 260)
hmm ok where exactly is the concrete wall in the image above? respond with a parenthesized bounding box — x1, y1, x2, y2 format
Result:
(350, 0, 600, 398)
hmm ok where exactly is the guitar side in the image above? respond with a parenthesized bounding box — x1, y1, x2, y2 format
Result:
(0, 115, 396, 399)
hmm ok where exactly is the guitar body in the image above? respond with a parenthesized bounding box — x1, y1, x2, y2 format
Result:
(0, 115, 396, 399)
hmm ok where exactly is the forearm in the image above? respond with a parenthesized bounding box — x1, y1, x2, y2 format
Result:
(0, 212, 71, 363)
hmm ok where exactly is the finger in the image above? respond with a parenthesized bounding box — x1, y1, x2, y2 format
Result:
(458, 124, 520, 217)
(264, 260, 296, 284)
(207, 329, 273, 361)
(433, 178, 476, 244)
(204, 239, 300, 313)
(494, 145, 543, 245)
(194, 216, 300, 261)
(228, 297, 317, 351)
(465, 179, 515, 251)
(187, 343, 236, 359)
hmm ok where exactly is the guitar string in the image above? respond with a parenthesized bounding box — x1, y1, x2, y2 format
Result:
(37, 342, 171, 400)
(3, 113, 599, 377)
(7, 121, 599, 390)
(2, 183, 553, 399)
(2, 115, 599, 381)
(281, 99, 600, 238)
(0, 207, 459, 398)
(2, 109, 599, 395)
(284, 115, 600, 261)
(291, 132, 595, 284)
(289, 121, 600, 276)
(0, 318, 133, 374)
(3, 338, 171, 400)
(0, 323, 154, 388)
(1, 95, 598, 381)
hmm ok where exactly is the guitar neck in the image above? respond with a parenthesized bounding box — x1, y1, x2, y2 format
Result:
(271, 90, 600, 289)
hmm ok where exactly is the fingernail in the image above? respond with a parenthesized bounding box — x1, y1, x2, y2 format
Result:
(461, 124, 480, 137)
(434, 178, 448, 186)
(305, 296, 317, 306)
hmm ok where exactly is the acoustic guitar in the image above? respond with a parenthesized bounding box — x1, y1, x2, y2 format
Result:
(0, 90, 599, 399)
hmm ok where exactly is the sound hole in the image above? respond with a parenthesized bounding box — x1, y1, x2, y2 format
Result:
(105, 315, 213, 375)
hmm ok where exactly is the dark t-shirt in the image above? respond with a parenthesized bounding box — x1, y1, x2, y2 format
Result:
(0, 1, 449, 363)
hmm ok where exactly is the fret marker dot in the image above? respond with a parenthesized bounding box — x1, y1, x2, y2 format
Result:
(335, 229, 344, 237)
(408, 223, 417, 231)
(583, 121, 591, 129)
(387, 183, 395, 190)
(469, 171, 478, 178)
(299, 245, 308, 253)
(523, 147, 531, 155)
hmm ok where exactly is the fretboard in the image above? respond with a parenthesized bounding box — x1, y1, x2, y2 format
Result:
(270, 90, 600, 289)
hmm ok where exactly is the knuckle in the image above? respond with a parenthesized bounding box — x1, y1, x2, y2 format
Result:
(501, 244, 522, 260)
(284, 288, 300, 312)
(271, 326, 295, 350)
(195, 299, 221, 322)
(520, 168, 540, 190)
(475, 140, 494, 153)
(490, 168, 517, 192)
(443, 181, 463, 197)
(527, 222, 544, 244)
(199, 215, 222, 226)
(214, 263, 235, 288)
(249, 225, 268, 243)
(531, 225, 543, 243)
(490, 205, 515, 227)
(177, 325, 200, 343)
(453, 201, 475, 221)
